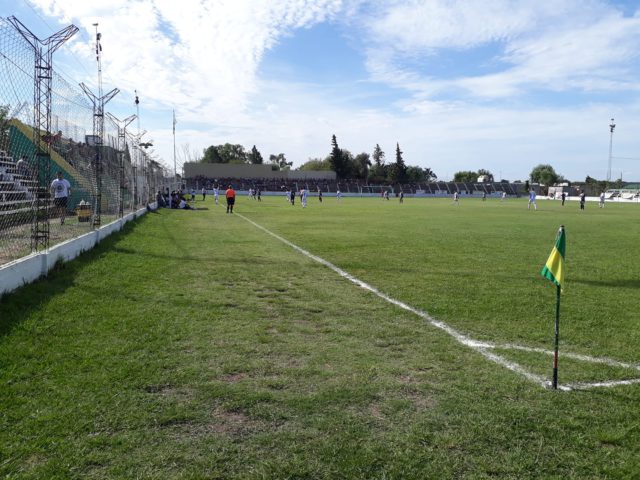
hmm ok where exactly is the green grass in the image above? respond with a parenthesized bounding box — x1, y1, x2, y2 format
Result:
(1, 195, 639, 478)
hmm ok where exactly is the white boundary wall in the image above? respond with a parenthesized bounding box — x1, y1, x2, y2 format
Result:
(0, 205, 152, 296)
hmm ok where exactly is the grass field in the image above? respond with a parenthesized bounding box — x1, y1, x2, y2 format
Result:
(1, 195, 639, 478)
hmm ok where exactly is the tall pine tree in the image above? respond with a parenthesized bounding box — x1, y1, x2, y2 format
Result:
(389, 142, 407, 183)
(249, 145, 263, 164)
(329, 134, 349, 179)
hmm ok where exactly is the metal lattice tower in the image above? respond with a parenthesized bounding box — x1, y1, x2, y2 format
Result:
(607, 118, 615, 183)
(127, 130, 147, 207)
(106, 113, 136, 216)
(8, 16, 78, 251)
(80, 24, 118, 228)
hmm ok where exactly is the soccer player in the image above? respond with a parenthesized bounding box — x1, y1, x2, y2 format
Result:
(528, 189, 537, 210)
(225, 185, 236, 213)
(50, 171, 71, 224)
(336, 190, 342, 202)
(301, 188, 307, 208)
(561, 192, 566, 206)
(213, 185, 219, 205)
(579, 190, 586, 210)
(201, 187, 206, 201)
(318, 189, 323, 203)
(599, 191, 605, 208)
(501, 191, 506, 202)
(452, 191, 459, 205)
(399, 191, 404, 203)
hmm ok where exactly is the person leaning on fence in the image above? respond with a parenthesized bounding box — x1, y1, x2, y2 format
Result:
(50, 171, 71, 224)
(225, 185, 236, 213)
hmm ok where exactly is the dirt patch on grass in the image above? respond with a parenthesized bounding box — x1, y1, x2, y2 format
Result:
(169, 407, 269, 440)
(221, 372, 247, 383)
(143, 384, 194, 401)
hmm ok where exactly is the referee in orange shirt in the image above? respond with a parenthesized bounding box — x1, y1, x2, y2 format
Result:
(225, 185, 236, 214)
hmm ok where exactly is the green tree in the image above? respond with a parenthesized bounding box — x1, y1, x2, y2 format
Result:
(529, 164, 561, 185)
(388, 143, 407, 183)
(269, 153, 292, 171)
(202, 145, 223, 163)
(248, 145, 263, 164)
(453, 170, 477, 182)
(405, 165, 437, 182)
(372, 144, 385, 167)
(329, 134, 350, 179)
(298, 157, 332, 171)
(353, 152, 371, 181)
(217, 143, 247, 164)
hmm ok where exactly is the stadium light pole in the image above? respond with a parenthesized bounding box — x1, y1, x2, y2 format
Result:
(607, 118, 615, 183)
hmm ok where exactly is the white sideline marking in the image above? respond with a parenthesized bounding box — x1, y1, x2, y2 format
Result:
(237, 214, 640, 392)
(493, 344, 640, 371)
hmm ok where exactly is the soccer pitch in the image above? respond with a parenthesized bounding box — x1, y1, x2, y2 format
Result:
(1, 195, 639, 478)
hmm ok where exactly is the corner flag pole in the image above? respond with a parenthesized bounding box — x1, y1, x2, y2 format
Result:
(552, 283, 561, 389)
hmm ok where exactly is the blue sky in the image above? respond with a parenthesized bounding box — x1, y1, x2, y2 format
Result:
(3, 0, 640, 181)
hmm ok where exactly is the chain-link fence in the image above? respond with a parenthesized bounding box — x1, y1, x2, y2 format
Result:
(1, 17, 175, 266)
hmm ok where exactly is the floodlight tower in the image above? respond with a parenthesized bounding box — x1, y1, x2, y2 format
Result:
(8, 16, 78, 251)
(607, 118, 615, 183)
(106, 113, 136, 216)
(80, 23, 119, 228)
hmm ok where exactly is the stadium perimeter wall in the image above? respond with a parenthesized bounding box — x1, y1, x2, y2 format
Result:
(0, 205, 152, 297)
(184, 163, 336, 180)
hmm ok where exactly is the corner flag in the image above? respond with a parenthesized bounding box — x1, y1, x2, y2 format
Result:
(541, 225, 566, 389)
(541, 225, 566, 289)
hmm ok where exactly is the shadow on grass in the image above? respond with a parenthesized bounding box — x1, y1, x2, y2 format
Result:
(572, 278, 640, 289)
(0, 217, 148, 338)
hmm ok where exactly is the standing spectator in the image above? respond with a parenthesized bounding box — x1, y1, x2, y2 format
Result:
(50, 170, 71, 224)
(225, 185, 236, 213)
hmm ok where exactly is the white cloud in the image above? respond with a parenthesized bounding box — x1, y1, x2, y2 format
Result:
(359, 1, 640, 98)
(31, 0, 345, 119)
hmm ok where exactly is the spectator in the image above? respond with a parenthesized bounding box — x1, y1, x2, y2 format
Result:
(50, 170, 71, 224)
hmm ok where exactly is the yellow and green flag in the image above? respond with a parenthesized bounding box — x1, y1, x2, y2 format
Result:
(541, 226, 566, 289)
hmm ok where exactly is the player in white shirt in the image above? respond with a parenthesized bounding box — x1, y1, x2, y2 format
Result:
(528, 190, 537, 210)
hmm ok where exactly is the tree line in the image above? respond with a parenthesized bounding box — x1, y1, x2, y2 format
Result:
(193, 140, 623, 189)
(195, 135, 438, 183)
